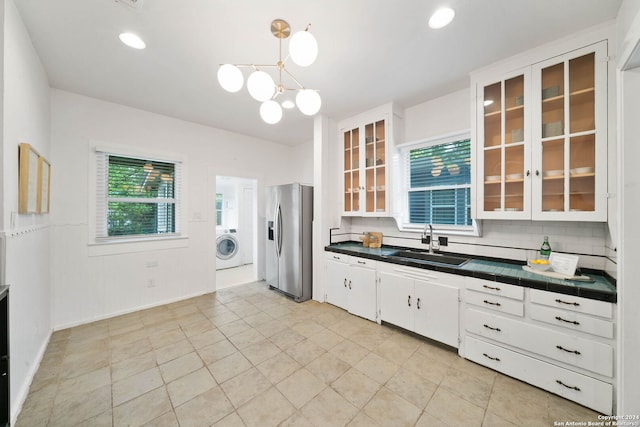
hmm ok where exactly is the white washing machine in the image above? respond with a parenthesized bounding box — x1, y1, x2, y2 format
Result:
(216, 229, 242, 270)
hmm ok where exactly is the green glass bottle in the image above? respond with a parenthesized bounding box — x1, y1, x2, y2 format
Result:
(540, 236, 551, 260)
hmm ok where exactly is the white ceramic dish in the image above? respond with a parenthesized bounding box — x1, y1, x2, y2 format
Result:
(486, 175, 501, 182)
(570, 167, 594, 174)
(506, 173, 523, 180)
(543, 169, 563, 177)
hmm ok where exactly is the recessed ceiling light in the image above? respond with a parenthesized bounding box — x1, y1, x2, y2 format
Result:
(119, 32, 146, 49)
(281, 100, 295, 109)
(429, 7, 455, 29)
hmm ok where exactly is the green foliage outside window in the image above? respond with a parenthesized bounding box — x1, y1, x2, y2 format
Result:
(107, 156, 175, 236)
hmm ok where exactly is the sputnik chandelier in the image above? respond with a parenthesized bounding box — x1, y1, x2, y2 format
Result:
(217, 19, 320, 124)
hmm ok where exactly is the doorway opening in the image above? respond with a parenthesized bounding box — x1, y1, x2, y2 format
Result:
(215, 176, 258, 289)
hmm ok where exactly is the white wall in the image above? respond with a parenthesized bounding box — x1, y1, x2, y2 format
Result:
(292, 139, 314, 185)
(404, 88, 470, 142)
(49, 89, 306, 329)
(616, 0, 640, 414)
(1, 0, 52, 422)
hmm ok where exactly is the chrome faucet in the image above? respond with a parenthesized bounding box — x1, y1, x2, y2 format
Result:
(423, 224, 434, 253)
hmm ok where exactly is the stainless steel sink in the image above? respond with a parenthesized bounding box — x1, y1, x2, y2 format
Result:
(391, 250, 470, 266)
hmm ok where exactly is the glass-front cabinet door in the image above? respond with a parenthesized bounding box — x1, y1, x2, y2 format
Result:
(342, 117, 388, 215)
(477, 69, 531, 219)
(364, 120, 386, 213)
(343, 126, 360, 213)
(532, 42, 607, 221)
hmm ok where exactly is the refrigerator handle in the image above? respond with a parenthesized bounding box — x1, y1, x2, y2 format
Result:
(276, 204, 283, 256)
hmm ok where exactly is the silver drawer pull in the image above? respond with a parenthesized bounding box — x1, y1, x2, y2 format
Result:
(344, 279, 347, 288)
(555, 316, 580, 326)
(482, 353, 500, 362)
(357, 260, 366, 264)
(333, 256, 340, 259)
(555, 298, 580, 307)
(483, 300, 501, 307)
(407, 295, 411, 307)
(556, 380, 581, 391)
(483, 324, 501, 332)
(482, 285, 501, 291)
(556, 345, 581, 355)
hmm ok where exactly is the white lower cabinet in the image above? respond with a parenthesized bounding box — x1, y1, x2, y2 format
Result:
(465, 335, 613, 414)
(378, 263, 460, 348)
(461, 277, 615, 414)
(325, 253, 377, 322)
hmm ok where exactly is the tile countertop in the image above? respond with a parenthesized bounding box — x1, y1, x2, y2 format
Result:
(325, 242, 616, 303)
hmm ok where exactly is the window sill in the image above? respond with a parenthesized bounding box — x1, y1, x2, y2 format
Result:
(88, 235, 189, 256)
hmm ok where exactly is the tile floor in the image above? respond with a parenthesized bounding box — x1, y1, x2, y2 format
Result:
(216, 264, 255, 290)
(15, 281, 602, 427)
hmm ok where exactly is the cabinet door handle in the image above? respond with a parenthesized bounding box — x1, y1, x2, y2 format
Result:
(556, 345, 581, 355)
(417, 298, 421, 310)
(357, 260, 366, 265)
(482, 285, 501, 291)
(526, 170, 531, 177)
(344, 279, 347, 288)
(482, 353, 500, 362)
(333, 256, 340, 260)
(555, 299, 580, 307)
(555, 316, 580, 325)
(348, 280, 352, 290)
(556, 380, 581, 391)
(483, 324, 501, 332)
(483, 300, 501, 307)
(407, 295, 411, 307)
(536, 170, 540, 176)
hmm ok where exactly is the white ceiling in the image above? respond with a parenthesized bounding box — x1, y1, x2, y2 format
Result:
(15, 0, 621, 146)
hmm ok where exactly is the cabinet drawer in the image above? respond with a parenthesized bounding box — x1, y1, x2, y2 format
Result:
(530, 304, 614, 339)
(530, 289, 613, 319)
(465, 277, 524, 300)
(350, 257, 376, 269)
(466, 290, 524, 317)
(326, 252, 349, 263)
(464, 335, 612, 415)
(465, 309, 613, 377)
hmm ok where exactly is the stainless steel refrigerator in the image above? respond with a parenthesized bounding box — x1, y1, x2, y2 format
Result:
(265, 183, 313, 302)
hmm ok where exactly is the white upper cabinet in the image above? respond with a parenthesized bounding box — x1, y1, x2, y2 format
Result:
(531, 42, 607, 221)
(339, 104, 402, 216)
(473, 41, 608, 221)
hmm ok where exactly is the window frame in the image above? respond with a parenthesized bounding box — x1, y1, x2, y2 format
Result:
(397, 130, 481, 236)
(89, 144, 188, 255)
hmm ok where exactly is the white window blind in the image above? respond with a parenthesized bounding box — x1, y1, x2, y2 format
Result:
(96, 150, 182, 239)
(405, 137, 472, 227)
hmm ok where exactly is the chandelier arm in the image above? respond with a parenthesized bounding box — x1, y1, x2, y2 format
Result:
(283, 68, 306, 90)
(221, 63, 280, 69)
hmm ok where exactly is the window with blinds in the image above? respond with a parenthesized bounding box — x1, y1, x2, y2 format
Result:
(96, 152, 181, 239)
(406, 137, 472, 227)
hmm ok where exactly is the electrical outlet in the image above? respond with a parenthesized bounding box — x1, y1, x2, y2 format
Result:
(147, 279, 156, 288)
(438, 236, 448, 246)
(146, 261, 158, 268)
(421, 236, 431, 244)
